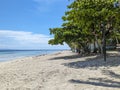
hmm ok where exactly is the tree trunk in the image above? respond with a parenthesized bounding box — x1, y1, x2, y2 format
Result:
(95, 35, 102, 54)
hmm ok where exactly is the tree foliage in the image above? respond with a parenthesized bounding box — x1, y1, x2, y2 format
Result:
(49, 0, 120, 54)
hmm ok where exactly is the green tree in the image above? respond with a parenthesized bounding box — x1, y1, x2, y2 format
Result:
(49, 0, 120, 55)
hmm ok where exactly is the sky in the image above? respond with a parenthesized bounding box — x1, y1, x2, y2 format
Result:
(0, 0, 73, 49)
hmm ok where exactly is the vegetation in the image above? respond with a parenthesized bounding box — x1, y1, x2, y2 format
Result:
(49, 0, 120, 55)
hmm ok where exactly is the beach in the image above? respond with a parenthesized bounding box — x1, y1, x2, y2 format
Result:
(0, 50, 120, 90)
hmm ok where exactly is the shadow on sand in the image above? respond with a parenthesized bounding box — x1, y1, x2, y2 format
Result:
(62, 54, 120, 69)
(66, 53, 120, 88)
(69, 77, 120, 88)
(102, 70, 120, 79)
(49, 54, 81, 60)
(49, 52, 102, 61)
(69, 70, 120, 88)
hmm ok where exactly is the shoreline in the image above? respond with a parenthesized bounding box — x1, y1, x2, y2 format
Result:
(0, 50, 120, 90)
(0, 50, 66, 62)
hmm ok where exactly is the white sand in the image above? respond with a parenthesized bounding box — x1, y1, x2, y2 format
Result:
(0, 51, 120, 90)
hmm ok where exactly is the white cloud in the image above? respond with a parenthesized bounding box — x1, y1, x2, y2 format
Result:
(0, 30, 50, 43)
(0, 30, 69, 49)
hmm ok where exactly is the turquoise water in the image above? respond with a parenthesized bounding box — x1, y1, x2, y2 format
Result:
(0, 50, 62, 62)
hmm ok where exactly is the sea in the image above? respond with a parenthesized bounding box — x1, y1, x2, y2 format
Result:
(0, 49, 64, 62)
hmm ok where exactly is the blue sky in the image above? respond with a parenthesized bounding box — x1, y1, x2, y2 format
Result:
(0, 0, 72, 49)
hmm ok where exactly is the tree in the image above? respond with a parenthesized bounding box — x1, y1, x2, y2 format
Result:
(49, 0, 120, 55)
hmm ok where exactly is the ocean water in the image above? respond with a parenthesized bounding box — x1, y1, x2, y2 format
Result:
(0, 50, 62, 62)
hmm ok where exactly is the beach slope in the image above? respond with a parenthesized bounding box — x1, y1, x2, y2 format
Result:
(0, 51, 120, 90)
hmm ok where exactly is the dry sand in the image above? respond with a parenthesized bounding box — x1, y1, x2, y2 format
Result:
(0, 50, 120, 90)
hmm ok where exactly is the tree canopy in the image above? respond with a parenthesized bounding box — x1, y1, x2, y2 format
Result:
(49, 0, 120, 54)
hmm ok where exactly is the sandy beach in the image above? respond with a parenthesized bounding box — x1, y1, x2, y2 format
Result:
(0, 50, 120, 90)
